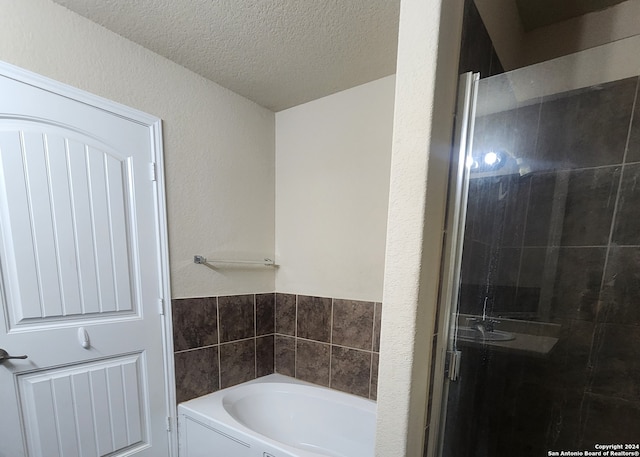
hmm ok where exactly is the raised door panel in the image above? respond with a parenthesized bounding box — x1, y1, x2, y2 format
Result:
(18, 354, 147, 457)
(0, 127, 136, 330)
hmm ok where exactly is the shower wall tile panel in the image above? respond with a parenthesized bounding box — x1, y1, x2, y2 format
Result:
(455, 74, 640, 451)
(612, 163, 640, 245)
(535, 78, 637, 170)
(626, 88, 640, 163)
(599, 246, 640, 325)
(550, 247, 607, 322)
(581, 394, 640, 446)
(559, 166, 621, 246)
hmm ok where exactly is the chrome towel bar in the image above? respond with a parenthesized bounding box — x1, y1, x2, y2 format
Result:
(193, 255, 275, 266)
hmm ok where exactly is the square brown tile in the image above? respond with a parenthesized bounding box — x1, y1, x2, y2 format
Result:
(297, 295, 332, 342)
(330, 346, 372, 398)
(275, 335, 295, 377)
(172, 297, 218, 351)
(256, 335, 274, 377)
(218, 294, 255, 343)
(219, 339, 255, 389)
(296, 339, 330, 386)
(174, 346, 219, 403)
(275, 293, 296, 336)
(256, 293, 275, 336)
(332, 299, 374, 350)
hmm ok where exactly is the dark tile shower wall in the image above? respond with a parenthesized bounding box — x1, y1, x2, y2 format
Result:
(450, 75, 640, 455)
(172, 293, 381, 403)
(274, 294, 382, 400)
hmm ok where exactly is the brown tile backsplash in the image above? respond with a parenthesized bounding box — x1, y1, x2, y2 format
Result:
(331, 346, 372, 397)
(171, 297, 218, 351)
(332, 299, 374, 350)
(174, 346, 219, 403)
(256, 335, 275, 377)
(275, 335, 296, 377)
(256, 293, 275, 335)
(297, 295, 332, 342)
(173, 293, 381, 403)
(275, 293, 296, 336)
(296, 339, 331, 387)
(219, 339, 256, 389)
(218, 294, 254, 342)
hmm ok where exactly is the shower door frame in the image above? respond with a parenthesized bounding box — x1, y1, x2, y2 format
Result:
(425, 71, 479, 457)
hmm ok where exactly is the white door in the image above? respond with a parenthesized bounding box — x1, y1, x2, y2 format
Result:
(0, 64, 172, 457)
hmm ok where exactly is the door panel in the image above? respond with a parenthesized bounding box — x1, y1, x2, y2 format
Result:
(19, 354, 146, 457)
(0, 68, 169, 457)
(0, 129, 136, 328)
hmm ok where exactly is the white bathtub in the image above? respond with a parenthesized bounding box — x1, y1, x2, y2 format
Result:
(177, 373, 376, 457)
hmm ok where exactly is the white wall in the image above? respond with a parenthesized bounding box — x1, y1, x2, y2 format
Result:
(275, 76, 395, 302)
(0, 0, 276, 299)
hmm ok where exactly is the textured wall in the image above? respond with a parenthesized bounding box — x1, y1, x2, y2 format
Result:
(375, 0, 465, 455)
(275, 76, 395, 302)
(0, 0, 276, 299)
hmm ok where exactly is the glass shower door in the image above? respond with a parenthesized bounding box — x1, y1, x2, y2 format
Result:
(435, 40, 640, 457)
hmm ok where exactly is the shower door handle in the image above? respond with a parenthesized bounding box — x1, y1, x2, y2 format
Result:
(0, 348, 28, 364)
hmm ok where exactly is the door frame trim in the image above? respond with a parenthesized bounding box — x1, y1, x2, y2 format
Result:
(0, 59, 177, 457)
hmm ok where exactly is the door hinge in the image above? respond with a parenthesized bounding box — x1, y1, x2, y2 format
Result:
(166, 416, 172, 432)
(158, 298, 165, 315)
(445, 350, 462, 382)
(149, 162, 157, 181)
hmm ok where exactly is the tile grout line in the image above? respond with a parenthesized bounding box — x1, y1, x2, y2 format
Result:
(329, 298, 334, 389)
(294, 294, 298, 379)
(216, 297, 221, 390)
(254, 294, 257, 380)
(368, 302, 377, 399)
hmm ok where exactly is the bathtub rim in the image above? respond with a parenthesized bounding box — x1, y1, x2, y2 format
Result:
(177, 373, 376, 457)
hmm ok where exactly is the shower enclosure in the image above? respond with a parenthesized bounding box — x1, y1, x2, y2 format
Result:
(431, 39, 640, 456)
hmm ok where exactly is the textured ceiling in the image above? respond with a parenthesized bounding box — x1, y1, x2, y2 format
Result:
(51, 0, 401, 111)
(515, 0, 629, 31)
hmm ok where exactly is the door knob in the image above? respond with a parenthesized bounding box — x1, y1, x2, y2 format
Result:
(0, 348, 28, 363)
